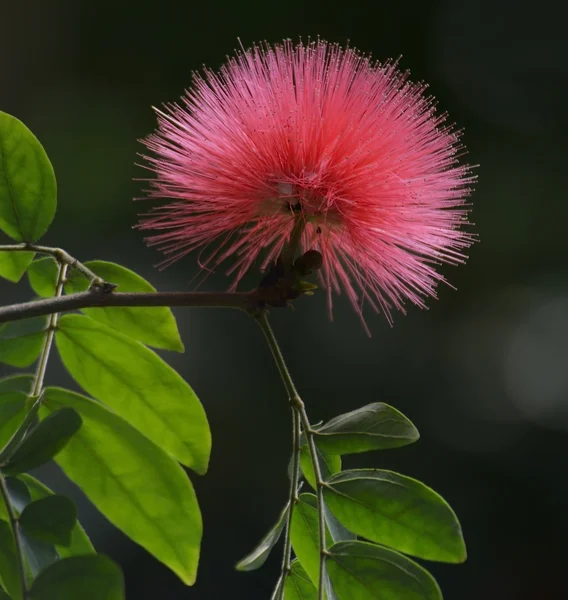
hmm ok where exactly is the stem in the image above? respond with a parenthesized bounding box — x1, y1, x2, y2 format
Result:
(0, 472, 27, 598)
(0, 243, 104, 286)
(0, 290, 256, 324)
(256, 311, 327, 600)
(30, 262, 67, 397)
(281, 409, 301, 576)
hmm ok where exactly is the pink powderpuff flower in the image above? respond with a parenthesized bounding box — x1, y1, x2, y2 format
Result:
(138, 40, 474, 331)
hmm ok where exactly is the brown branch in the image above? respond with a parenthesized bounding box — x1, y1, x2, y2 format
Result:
(0, 290, 257, 324)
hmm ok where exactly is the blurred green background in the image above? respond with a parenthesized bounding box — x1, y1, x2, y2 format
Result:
(2, 0, 567, 598)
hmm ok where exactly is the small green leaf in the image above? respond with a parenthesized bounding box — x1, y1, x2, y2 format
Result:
(65, 261, 184, 352)
(314, 403, 419, 455)
(28, 555, 124, 600)
(27, 257, 58, 297)
(0, 392, 27, 453)
(20, 495, 77, 547)
(42, 387, 202, 585)
(324, 469, 467, 563)
(290, 493, 331, 585)
(16, 475, 94, 557)
(0, 111, 57, 242)
(0, 393, 44, 466)
(327, 541, 443, 600)
(0, 251, 35, 282)
(284, 560, 317, 600)
(236, 503, 289, 571)
(300, 443, 341, 489)
(2, 408, 82, 475)
(55, 314, 210, 473)
(0, 317, 47, 368)
(0, 586, 11, 599)
(0, 520, 22, 600)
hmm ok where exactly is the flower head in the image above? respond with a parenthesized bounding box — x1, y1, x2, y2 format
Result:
(138, 40, 474, 329)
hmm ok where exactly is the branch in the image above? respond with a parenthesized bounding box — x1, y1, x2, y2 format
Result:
(0, 290, 256, 324)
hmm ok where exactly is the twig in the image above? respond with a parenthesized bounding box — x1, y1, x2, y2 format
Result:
(0, 290, 256, 324)
(0, 243, 104, 286)
(256, 311, 327, 600)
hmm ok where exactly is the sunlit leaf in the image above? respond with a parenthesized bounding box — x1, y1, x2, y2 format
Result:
(42, 387, 202, 585)
(0, 111, 57, 242)
(27, 257, 58, 297)
(284, 560, 317, 600)
(314, 403, 419, 455)
(65, 261, 184, 352)
(0, 317, 47, 368)
(28, 555, 124, 600)
(327, 541, 442, 600)
(324, 469, 467, 563)
(236, 503, 289, 571)
(55, 314, 210, 473)
(2, 408, 82, 475)
(0, 251, 35, 283)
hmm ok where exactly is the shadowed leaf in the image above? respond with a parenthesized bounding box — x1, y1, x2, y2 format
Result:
(28, 555, 124, 600)
(314, 403, 419, 455)
(327, 541, 442, 599)
(236, 503, 289, 571)
(324, 469, 466, 563)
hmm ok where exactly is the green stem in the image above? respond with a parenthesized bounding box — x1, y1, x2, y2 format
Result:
(256, 311, 327, 600)
(0, 472, 27, 599)
(31, 262, 67, 398)
(0, 243, 104, 287)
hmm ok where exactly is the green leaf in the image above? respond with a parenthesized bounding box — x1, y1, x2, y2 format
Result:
(0, 393, 44, 467)
(26, 257, 58, 297)
(28, 555, 124, 600)
(236, 503, 289, 571)
(300, 443, 341, 489)
(42, 387, 202, 585)
(290, 493, 331, 585)
(0, 380, 35, 458)
(0, 586, 11, 599)
(0, 111, 57, 242)
(2, 408, 82, 475)
(55, 314, 210, 473)
(0, 392, 27, 454)
(323, 469, 467, 563)
(0, 520, 23, 600)
(0, 375, 34, 395)
(16, 475, 94, 557)
(20, 495, 77, 547)
(0, 317, 47, 368)
(4, 477, 62, 576)
(64, 261, 184, 352)
(314, 403, 419, 455)
(327, 541, 442, 600)
(284, 560, 317, 600)
(0, 251, 35, 283)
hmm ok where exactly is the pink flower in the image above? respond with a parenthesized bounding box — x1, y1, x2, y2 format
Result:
(138, 40, 474, 330)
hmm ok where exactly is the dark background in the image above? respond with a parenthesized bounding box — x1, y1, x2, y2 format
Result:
(2, 0, 568, 598)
